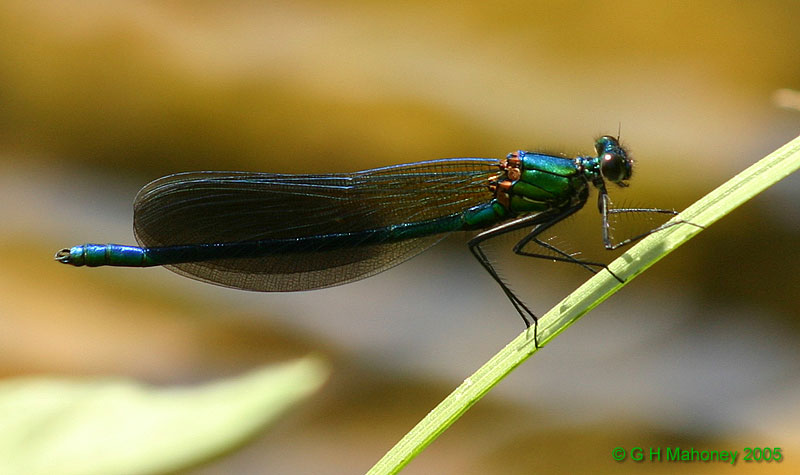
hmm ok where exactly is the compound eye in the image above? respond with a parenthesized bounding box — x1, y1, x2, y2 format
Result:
(600, 152, 627, 183)
(594, 135, 619, 156)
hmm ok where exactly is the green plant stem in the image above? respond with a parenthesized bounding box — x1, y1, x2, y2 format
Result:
(367, 134, 800, 475)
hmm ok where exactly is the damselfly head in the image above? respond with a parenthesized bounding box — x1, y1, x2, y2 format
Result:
(595, 135, 633, 187)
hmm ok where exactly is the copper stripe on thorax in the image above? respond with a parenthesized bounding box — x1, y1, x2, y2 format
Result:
(488, 151, 524, 208)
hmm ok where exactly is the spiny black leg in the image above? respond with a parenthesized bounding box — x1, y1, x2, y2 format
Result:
(511, 204, 625, 283)
(469, 241, 531, 319)
(469, 212, 561, 347)
(470, 242, 539, 345)
(515, 237, 624, 283)
(599, 193, 703, 250)
(469, 216, 541, 320)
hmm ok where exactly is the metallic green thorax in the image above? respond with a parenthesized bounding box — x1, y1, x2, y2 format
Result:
(476, 152, 588, 219)
(463, 135, 631, 232)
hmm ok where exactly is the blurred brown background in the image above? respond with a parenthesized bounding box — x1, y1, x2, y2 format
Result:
(1, 0, 799, 473)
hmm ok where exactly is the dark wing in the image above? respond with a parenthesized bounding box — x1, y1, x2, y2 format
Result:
(133, 158, 501, 291)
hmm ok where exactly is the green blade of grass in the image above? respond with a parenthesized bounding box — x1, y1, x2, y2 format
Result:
(368, 134, 800, 475)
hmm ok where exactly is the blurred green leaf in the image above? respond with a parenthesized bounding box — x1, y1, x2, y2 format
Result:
(0, 356, 328, 475)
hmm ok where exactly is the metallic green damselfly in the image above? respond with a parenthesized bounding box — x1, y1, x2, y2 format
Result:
(56, 136, 684, 345)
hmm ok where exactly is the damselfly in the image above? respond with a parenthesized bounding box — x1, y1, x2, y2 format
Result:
(56, 136, 685, 345)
